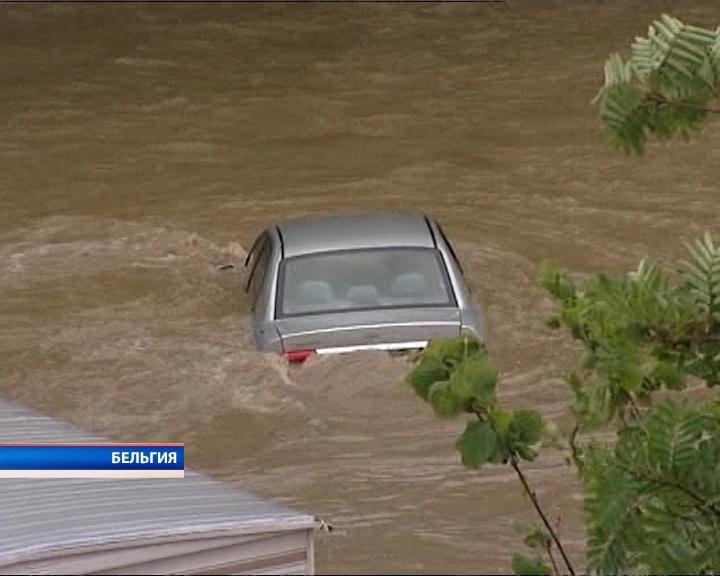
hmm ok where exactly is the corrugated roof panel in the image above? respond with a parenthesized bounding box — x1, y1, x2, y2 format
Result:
(0, 399, 317, 567)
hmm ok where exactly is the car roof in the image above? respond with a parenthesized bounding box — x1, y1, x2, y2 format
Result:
(277, 212, 436, 258)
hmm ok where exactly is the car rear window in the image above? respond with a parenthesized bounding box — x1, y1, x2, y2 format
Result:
(277, 248, 455, 317)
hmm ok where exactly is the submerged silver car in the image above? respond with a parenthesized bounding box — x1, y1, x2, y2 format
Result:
(245, 213, 484, 363)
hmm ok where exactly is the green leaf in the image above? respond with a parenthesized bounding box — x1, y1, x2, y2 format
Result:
(456, 420, 497, 469)
(511, 553, 551, 576)
(629, 257, 664, 291)
(511, 409, 545, 445)
(652, 360, 686, 390)
(544, 315, 562, 329)
(584, 448, 645, 574)
(406, 359, 448, 401)
(524, 529, 552, 550)
(514, 443, 539, 462)
(421, 336, 483, 367)
(538, 260, 577, 302)
(598, 82, 647, 154)
(491, 407, 513, 435)
(512, 520, 552, 550)
(427, 381, 464, 418)
(682, 232, 720, 323)
(447, 356, 498, 407)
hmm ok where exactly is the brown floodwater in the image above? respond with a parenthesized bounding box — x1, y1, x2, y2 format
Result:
(1, 1, 719, 573)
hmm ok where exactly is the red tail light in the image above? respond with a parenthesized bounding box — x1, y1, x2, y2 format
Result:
(283, 349, 316, 364)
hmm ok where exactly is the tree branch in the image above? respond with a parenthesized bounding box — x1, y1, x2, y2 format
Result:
(545, 541, 561, 576)
(510, 458, 576, 576)
(707, 82, 720, 101)
(618, 463, 720, 518)
(569, 424, 584, 473)
(645, 93, 720, 114)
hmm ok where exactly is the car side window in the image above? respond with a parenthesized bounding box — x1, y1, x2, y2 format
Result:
(437, 224, 464, 276)
(246, 235, 271, 309)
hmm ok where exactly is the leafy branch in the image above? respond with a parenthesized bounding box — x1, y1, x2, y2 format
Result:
(581, 401, 720, 573)
(594, 14, 720, 154)
(406, 232, 720, 574)
(404, 12, 720, 575)
(540, 234, 720, 429)
(406, 337, 575, 576)
(645, 92, 720, 114)
(543, 241, 720, 574)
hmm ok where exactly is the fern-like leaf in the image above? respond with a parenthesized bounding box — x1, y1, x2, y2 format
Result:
(585, 448, 646, 573)
(596, 15, 719, 154)
(645, 402, 702, 476)
(682, 232, 720, 325)
(629, 257, 663, 291)
(598, 82, 647, 154)
(712, 26, 720, 68)
(648, 15, 717, 93)
(593, 52, 635, 104)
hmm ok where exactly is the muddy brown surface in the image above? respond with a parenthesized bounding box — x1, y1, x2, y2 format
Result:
(1, 1, 719, 573)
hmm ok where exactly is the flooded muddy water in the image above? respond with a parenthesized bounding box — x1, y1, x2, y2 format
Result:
(1, 1, 719, 573)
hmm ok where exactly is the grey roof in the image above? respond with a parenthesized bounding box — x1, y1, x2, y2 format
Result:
(278, 212, 435, 258)
(0, 399, 317, 567)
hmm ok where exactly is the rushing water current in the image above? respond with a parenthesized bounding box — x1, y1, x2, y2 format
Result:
(2, 1, 719, 573)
